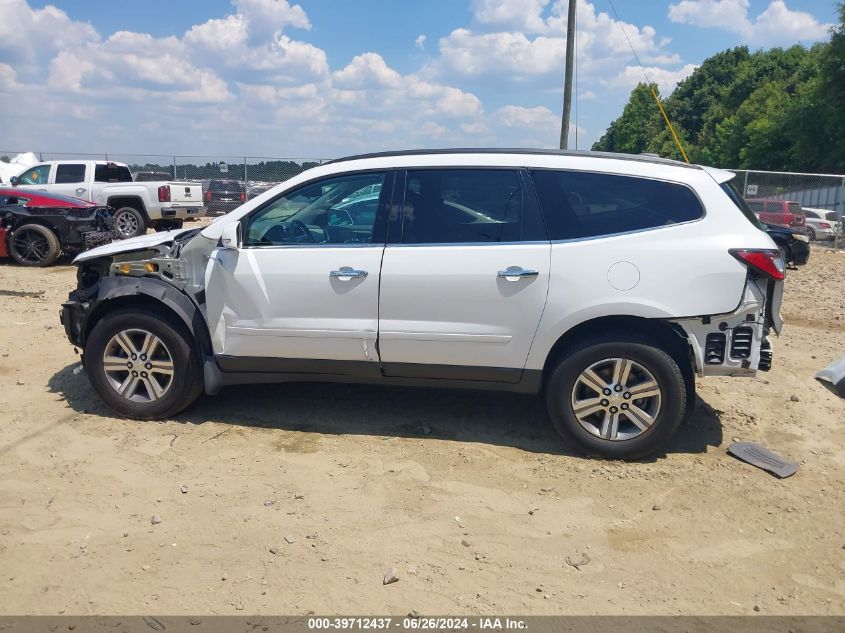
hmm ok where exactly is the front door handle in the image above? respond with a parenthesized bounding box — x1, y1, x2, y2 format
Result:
(330, 267, 368, 280)
(75, 187, 87, 196)
(497, 267, 539, 281)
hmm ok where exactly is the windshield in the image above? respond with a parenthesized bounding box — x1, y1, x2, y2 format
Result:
(721, 180, 763, 229)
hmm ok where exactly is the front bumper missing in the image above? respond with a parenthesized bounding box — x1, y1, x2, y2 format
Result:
(60, 299, 88, 348)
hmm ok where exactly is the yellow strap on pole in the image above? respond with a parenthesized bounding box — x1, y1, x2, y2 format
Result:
(651, 88, 689, 164)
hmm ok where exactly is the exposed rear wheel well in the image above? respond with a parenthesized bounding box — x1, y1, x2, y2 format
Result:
(542, 315, 696, 407)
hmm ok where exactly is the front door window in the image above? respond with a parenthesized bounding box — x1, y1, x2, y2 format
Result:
(244, 172, 387, 246)
(16, 164, 51, 185)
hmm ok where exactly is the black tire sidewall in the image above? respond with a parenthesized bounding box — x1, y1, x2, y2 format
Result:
(9, 223, 61, 266)
(84, 308, 202, 419)
(113, 207, 147, 238)
(546, 339, 686, 459)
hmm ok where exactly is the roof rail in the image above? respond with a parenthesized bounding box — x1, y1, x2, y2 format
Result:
(325, 148, 698, 169)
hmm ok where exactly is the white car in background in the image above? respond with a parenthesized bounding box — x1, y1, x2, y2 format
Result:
(802, 207, 840, 241)
(60, 149, 783, 459)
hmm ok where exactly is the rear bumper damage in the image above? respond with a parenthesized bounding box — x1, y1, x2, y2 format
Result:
(672, 278, 778, 378)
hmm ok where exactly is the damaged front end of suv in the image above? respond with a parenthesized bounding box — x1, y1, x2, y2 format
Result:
(61, 227, 217, 361)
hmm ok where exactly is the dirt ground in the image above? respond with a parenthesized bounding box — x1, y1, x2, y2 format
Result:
(0, 243, 843, 616)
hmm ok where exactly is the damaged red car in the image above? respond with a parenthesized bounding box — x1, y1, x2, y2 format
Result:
(0, 188, 117, 266)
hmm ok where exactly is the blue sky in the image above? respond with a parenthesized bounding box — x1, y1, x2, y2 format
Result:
(1, 0, 838, 160)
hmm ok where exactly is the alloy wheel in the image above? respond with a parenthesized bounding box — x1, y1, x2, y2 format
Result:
(570, 357, 662, 441)
(11, 229, 50, 264)
(115, 210, 140, 237)
(102, 329, 174, 402)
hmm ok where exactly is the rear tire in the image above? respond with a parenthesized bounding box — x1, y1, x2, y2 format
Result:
(84, 307, 203, 419)
(545, 334, 686, 459)
(9, 223, 61, 266)
(113, 206, 147, 238)
(806, 227, 816, 241)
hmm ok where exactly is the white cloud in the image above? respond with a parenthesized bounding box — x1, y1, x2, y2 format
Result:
(232, 0, 310, 36)
(603, 63, 699, 97)
(471, 0, 551, 33)
(332, 53, 402, 89)
(494, 105, 559, 129)
(436, 29, 564, 76)
(0, 0, 98, 75)
(0, 0, 831, 156)
(668, 0, 831, 45)
(0, 62, 18, 89)
(431, 1, 679, 81)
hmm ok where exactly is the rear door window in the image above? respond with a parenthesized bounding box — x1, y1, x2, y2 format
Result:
(94, 164, 133, 183)
(398, 169, 546, 244)
(530, 169, 704, 240)
(55, 163, 86, 184)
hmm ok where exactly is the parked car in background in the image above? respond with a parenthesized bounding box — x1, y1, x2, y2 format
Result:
(61, 149, 784, 459)
(10, 161, 206, 238)
(203, 179, 246, 215)
(802, 207, 839, 241)
(745, 198, 806, 231)
(247, 182, 276, 199)
(762, 222, 810, 267)
(0, 188, 116, 266)
(134, 171, 174, 182)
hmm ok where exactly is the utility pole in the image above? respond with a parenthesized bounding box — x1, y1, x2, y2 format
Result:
(559, 0, 576, 149)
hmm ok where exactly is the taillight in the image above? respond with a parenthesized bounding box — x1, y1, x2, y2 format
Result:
(158, 185, 171, 202)
(730, 249, 785, 281)
(239, 192, 245, 202)
(819, 222, 831, 229)
(205, 191, 212, 202)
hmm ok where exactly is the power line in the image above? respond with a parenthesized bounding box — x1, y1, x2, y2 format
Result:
(605, 0, 689, 163)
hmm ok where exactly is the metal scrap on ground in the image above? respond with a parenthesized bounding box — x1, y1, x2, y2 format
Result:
(727, 442, 799, 478)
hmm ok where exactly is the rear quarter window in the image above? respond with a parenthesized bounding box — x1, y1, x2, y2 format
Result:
(530, 169, 704, 240)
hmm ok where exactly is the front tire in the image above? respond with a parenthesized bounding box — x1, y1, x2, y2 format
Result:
(113, 206, 147, 238)
(84, 307, 203, 419)
(9, 223, 61, 266)
(545, 334, 686, 459)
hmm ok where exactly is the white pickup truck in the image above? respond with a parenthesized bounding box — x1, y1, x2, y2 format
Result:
(10, 160, 206, 238)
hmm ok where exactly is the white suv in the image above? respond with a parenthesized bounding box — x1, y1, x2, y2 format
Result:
(60, 150, 784, 458)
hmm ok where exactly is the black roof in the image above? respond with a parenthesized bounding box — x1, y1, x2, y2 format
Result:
(325, 148, 697, 169)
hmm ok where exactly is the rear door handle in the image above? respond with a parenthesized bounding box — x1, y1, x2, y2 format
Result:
(330, 267, 368, 280)
(497, 267, 539, 281)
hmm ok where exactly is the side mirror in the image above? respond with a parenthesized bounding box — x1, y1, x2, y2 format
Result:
(220, 221, 242, 249)
(9, 176, 19, 187)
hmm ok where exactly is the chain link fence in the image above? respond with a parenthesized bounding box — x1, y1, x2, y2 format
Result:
(732, 169, 845, 249)
(0, 151, 331, 208)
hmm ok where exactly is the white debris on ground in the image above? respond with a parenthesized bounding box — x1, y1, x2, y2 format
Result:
(0, 152, 38, 184)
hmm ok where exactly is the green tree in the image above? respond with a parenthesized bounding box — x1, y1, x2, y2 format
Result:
(594, 6, 845, 173)
(592, 83, 663, 154)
